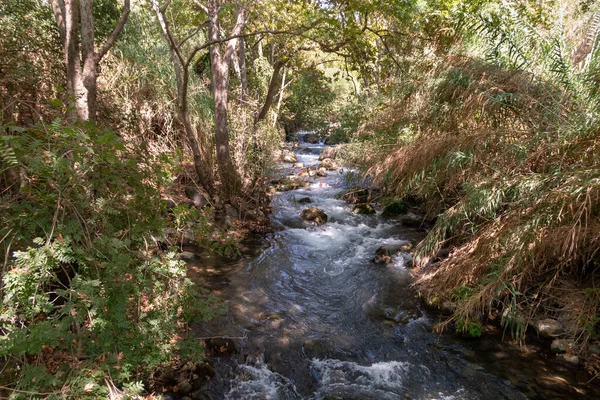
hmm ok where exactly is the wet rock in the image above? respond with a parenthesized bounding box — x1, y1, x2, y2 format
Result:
(316, 167, 328, 177)
(551, 339, 573, 353)
(300, 207, 328, 226)
(190, 391, 213, 400)
(271, 176, 310, 191)
(534, 318, 564, 338)
(319, 146, 338, 160)
(297, 197, 312, 204)
(281, 149, 298, 163)
(177, 381, 192, 395)
(372, 244, 414, 265)
(375, 243, 414, 257)
(398, 212, 424, 228)
(352, 203, 376, 214)
(302, 147, 313, 154)
(342, 189, 373, 204)
(204, 338, 238, 356)
(372, 254, 393, 264)
(184, 187, 209, 208)
(293, 162, 304, 168)
(557, 353, 579, 365)
(195, 362, 215, 380)
(319, 158, 338, 171)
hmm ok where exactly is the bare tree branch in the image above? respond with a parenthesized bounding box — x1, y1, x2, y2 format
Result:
(97, 0, 131, 60)
(192, 0, 208, 14)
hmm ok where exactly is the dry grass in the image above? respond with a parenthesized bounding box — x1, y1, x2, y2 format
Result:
(362, 54, 600, 356)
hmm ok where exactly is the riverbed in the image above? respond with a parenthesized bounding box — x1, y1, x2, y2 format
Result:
(187, 141, 599, 399)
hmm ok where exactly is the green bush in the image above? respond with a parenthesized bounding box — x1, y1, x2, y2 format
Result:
(0, 121, 220, 398)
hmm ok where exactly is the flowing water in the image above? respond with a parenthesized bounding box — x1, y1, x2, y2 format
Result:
(187, 140, 600, 399)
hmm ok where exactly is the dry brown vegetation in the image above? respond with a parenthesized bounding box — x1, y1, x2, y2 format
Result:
(361, 53, 600, 357)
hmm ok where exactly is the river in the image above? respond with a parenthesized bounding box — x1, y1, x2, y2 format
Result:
(187, 140, 599, 399)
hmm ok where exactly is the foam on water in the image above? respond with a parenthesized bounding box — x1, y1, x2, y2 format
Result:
(226, 363, 301, 400)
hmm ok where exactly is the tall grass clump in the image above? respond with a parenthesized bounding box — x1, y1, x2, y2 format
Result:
(364, 0, 600, 359)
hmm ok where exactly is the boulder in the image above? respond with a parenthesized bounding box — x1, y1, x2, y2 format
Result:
(319, 146, 338, 160)
(281, 149, 298, 163)
(297, 197, 312, 204)
(375, 243, 414, 256)
(300, 207, 328, 226)
(293, 162, 304, 168)
(177, 381, 192, 395)
(271, 176, 310, 192)
(352, 203, 376, 215)
(551, 339, 573, 353)
(557, 354, 579, 365)
(204, 338, 238, 356)
(316, 167, 328, 177)
(372, 243, 413, 264)
(319, 158, 338, 171)
(184, 187, 209, 208)
(534, 318, 564, 338)
(342, 189, 372, 204)
(195, 362, 215, 380)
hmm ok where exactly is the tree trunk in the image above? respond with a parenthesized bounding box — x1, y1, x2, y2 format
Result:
(151, 0, 214, 195)
(209, 44, 241, 198)
(51, 0, 129, 122)
(78, 0, 96, 121)
(207, 0, 244, 198)
(273, 67, 286, 127)
(239, 37, 247, 101)
(256, 60, 284, 123)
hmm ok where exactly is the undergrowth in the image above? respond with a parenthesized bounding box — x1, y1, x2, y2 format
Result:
(0, 121, 225, 399)
(356, 0, 600, 361)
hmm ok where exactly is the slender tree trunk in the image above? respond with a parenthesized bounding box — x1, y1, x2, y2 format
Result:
(51, 0, 129, 122)
(180, 67, 214, 195)
(239, 37, 247, 101)
(256, 60, 284, 123)
(273, 67, 286, 127)
(151, 0, 214, 195)
(79, 0, 96, 121)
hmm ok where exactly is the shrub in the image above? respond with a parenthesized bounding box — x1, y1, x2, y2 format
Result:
(0, 121, 219, 398)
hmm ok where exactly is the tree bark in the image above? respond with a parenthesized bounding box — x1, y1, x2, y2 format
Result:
(239, 37, 247, 101)
(273, 66, 286, 127)
(50, 0, 130, 122)
(151, 0, 214, 195)
(256, 59, 284, 123)
(207, 0, 246, 198)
